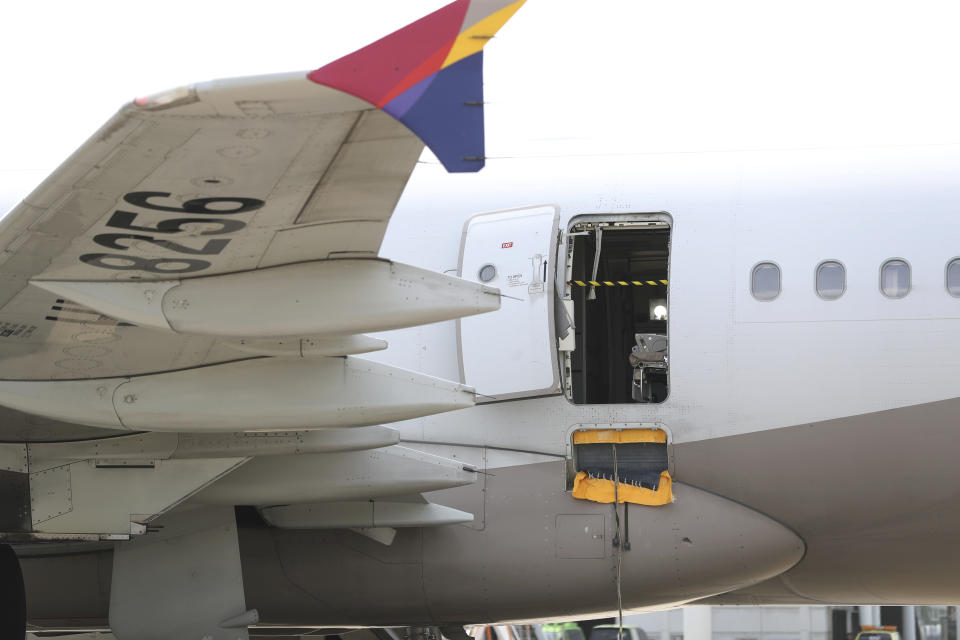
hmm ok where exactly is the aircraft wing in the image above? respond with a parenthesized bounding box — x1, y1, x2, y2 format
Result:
(0, 0, 523, 428)
(0, 0, 525, 549)
(0, 75, 420, 383)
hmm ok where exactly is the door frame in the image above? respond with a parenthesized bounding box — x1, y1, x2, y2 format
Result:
(561, 212, 674, 403)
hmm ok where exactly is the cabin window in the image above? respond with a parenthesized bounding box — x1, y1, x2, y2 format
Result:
(947, 259, 960, 297)
(564, 217, 670, 404)
(816, 260, 845, 300)
(751, 262, 780, 301)
(880, 259, 910, 298)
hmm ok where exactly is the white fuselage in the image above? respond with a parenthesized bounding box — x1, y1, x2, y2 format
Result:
(371, 144, 960, 450)
(20, 144, 960, 630)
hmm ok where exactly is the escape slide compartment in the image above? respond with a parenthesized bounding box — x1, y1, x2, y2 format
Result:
(569, 428, 673, 506)
(458, 206, 560, 399)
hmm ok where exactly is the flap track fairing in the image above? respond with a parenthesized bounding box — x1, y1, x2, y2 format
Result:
(192, 445, 477, 505)
(31, 259, 500, 339)
(0, 357, 475, 432)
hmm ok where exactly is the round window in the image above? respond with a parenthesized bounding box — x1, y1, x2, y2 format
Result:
(478, 264, 497, 283)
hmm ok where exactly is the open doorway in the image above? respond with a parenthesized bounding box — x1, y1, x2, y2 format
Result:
(563, 216, 670, 404)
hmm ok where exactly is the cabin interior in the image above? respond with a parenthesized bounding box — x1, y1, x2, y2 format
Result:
(567, 221, 670, 404)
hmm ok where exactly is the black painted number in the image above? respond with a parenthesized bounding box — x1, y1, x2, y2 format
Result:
(122, 191, 264, 214)
(80, 191, 264, 274)
(80, 253, 209, 274)
(93, 233, 230, 255)
(106, 211, 245, 235)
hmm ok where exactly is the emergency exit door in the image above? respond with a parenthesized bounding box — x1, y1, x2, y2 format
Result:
(458, 206, 560, 399)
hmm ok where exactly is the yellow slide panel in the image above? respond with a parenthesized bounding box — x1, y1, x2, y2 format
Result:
(572, 470, 674, 506)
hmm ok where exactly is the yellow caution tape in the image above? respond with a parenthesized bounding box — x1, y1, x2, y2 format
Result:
(572, 470, 673, 506)
(569, 279, 668, 287)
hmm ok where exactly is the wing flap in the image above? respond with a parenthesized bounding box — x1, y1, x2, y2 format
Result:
(258, 220, 387, 266)
(294, 109, 423, 227)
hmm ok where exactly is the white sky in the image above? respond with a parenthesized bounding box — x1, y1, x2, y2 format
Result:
(3, 0, 960, 214)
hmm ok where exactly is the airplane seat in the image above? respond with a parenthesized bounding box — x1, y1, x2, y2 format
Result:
(631, 333, 668, 402)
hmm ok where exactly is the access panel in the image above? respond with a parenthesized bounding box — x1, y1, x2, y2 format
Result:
(556, 514, 606, 559)
(458, 206, 560, 399)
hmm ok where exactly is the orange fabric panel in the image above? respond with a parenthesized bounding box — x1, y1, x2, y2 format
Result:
(572, 428, 667, 445)
(571, 470, 673, 506)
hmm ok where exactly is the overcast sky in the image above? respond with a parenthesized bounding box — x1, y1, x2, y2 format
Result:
(3, 0, 960, 214)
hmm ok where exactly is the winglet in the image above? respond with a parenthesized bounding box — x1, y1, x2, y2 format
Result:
(308, 0, 526, 173)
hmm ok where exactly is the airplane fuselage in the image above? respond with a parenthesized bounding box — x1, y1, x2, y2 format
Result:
(20, 144, 960, 630)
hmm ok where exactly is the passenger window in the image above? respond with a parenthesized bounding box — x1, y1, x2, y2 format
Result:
(880, 259, 911, 298)
(751, 262, 780, 300)
(948, 259, 960, 297)
(816, 261, 845, 300)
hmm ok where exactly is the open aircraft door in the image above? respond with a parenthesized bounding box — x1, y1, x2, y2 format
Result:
(458, 206, 561, 400)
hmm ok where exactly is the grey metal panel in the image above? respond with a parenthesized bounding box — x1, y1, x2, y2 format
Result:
(418, 461, 803, 624)
(24, 397, 960, 626)
(29, 465, 72, 526)
(556, 514, 605, 558)
(27, 457, 246, 537)
(232, 460, 802, 627)
(238, 527, 431, 627)
(293, 109, 424, 233)
(109, 506, 250, 640)
(21, 548, 112, 629)
(26, 427, 399, 463)
(423, 445, 487, 530)
(0, 405, 118, 442)
(194, 446, 475, 506)
(18, 457, 801, 628)
(673, 395, 960, 605)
